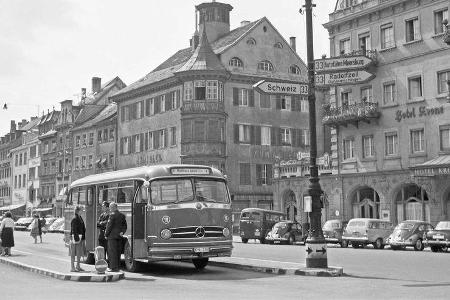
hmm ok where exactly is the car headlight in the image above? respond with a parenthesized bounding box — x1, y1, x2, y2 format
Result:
(160, 229, 172, 239)
(223, 227, 230, 237)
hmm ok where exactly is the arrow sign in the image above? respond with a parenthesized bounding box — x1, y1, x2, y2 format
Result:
(315, 247, 327, 255)
(306, 247, 313, 255)
(315, 70, 374, 87)
(314, 55, 373, 73)
(253, 80, 308, 95)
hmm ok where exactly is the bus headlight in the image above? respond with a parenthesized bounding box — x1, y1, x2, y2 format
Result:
(223, 227, 230, 237)
(223, 214, 229, 222)
(160, 229, 172, 239)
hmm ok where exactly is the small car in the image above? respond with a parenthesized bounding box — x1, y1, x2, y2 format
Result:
(48, 218, 65, 233)
(265, 221, 307, 245)
(322, 219, 349, 247)
(424, 221, 450, 252)
(14, 217, 34, 231)
(388, 220, 433, 251)
(342, 218, 393, 249)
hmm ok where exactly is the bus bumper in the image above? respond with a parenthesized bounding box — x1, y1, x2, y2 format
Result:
(147, 242, 233, 261)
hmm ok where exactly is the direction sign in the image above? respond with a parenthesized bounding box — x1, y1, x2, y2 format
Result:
(315, 70, 374, 87)
(314, 55, 373, 73)
(253, 80, 308, 95)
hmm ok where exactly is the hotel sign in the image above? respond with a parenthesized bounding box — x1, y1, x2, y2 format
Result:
(413, 167, 450, 177)
(253, 80, 308, 95)
(314, 55, 373, 73)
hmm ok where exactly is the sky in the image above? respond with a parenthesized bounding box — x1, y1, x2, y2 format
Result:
(0, 0, 336, 136)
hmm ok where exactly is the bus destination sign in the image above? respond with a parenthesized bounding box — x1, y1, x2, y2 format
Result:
(171, 168, 210, 175)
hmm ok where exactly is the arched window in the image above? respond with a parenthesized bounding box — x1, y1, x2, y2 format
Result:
(229, 57, 243, 68)
(289, 65, 301, 75)
(396, 184, 430, 223)
(257, 60, 274, 72)
(246, 38, 256, 46)
(352, 186, 380, 219)
(274, 42, 283, 49)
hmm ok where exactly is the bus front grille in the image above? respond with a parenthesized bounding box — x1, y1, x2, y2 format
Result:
(170, 226, 224, 238)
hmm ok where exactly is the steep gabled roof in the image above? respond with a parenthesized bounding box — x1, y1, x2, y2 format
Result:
(73, 103, 117, 132)
(19, 117, 40, 131)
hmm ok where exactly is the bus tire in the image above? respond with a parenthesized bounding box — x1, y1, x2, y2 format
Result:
(124, 242, 139, 272)
(193, 257, 209, 270)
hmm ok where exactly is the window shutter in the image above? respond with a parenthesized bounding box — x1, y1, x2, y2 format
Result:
(176, 90, 181, 108)
(250, 125, 255, 145)
(165, 93, 171, 111)
(292, 128, 298, 147)
(271, 127, 277, 145)
(120, 138, 123, 154)
(292, 95, 300, 111)
(275, 95, 281, 110)
(233, 88, 239, 106)
(300, 129, 305, 147)
(144, 132, 149, 150)
(255, 126, 261, 145)
(140, 133, 144, 151)
(155, 97, 161, 114)
(154, 131, 160, 149)
(145, 99, 150, 116)
(234, 124, 240, 144)
(278, 128, 283, 145)
(249, 90, 255, 107)
(256, 164, 262, 186)
(267, 165, 273, 185)
(121, 107, 125, 122)
(164, 129, 168, 148)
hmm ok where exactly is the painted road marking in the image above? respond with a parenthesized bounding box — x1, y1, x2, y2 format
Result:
(14, 249, 71, 263)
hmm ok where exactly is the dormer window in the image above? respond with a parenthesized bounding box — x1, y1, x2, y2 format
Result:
(246, 38, 256, 46)
(257, 60, 274, 72)
(289, 65, 301, 75)
(229, 57, 243, 68)
(274, 42, 283, 49)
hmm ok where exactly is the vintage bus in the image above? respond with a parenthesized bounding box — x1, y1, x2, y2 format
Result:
(64, 164, 233, 271)
(239, 208, 286, 244)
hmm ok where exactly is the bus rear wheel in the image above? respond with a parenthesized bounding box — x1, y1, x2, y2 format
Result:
(193, 257, 209, 270)
(124, 242, 139, 272)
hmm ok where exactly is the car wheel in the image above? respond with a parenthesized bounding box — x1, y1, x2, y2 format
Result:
(192, 258, 209, 270)
(340, 240, 349, 248)
(414, 239, 424, 251)
(260, 238, 266, 244)
(241, 238, 248, 243)
(430, 246, 440, 252)
(124, 241, 139, 272)
(288, 236, 295, 245)
(374, 238, 383, 250)
(351, 243, 360, 249)
(442, 246, 448, 252)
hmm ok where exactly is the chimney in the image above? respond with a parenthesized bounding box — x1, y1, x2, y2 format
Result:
(192, 33, 199, 50)
(10, 120, 16, 133)
(290, 37, 296, 52)
(241, 20, 250, 27)
(92, 77, 101, 94)
(81, 88, 86, 100)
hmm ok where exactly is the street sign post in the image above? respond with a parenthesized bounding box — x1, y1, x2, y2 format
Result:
(315, 70, 374, 87)
(253, 80, 308, 95)
(314, 55, 373, 73)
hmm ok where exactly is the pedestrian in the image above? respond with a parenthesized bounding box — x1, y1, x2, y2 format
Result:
(0, 211, 15, 256)
(30, 214, 40, 244)
(37, 214, 45, 243)
(70, 206, 86, 272)
(96, 201, 109, 259)
(105, 202, 127, 272)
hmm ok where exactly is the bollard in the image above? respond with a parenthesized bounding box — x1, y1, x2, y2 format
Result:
(94, 246, 108, 274)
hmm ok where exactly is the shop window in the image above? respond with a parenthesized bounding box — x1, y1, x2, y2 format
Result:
(352, 187, 380, 219)
(396, 184, 430, 223)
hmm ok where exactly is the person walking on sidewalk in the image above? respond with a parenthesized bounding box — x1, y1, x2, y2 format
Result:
(30, 214, 40, 244)
(105, 202, 127, 272)
(0, 211, 15, 256)
(70, 206, 86, 272)
(97, 201, 109, 259)
(38, 215, 46, 243)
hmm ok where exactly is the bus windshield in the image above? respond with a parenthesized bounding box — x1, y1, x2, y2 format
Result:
(150, 178, 229, 205)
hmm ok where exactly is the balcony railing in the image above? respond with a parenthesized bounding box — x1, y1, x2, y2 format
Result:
(181, 101, 225, 114)
(322, 101, 381, 127)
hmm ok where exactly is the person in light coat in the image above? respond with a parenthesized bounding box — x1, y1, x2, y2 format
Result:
(0, 211, 15, 256)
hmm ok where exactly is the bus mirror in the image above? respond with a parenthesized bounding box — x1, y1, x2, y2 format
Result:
(143, 180, 150, 188)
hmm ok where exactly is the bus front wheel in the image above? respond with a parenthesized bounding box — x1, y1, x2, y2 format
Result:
(193, 257, 209, 270)
(124, 242, 139, 272)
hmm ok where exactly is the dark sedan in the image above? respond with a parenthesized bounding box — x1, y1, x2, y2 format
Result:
(424, 221, 450, 252)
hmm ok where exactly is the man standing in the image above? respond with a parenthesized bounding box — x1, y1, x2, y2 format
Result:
(96, 201, 109, 258)
(70, 206, 86, 272)
(105, 202, 127, 272)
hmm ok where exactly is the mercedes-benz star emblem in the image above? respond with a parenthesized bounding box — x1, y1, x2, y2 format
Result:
(195, 226, 205, 238)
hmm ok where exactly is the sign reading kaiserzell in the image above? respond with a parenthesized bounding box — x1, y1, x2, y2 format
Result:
(315, 70, 374, 86)
(314, 55, 373, 73)
(253, 80, 308, 95)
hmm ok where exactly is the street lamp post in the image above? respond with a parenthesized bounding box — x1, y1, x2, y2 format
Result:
(303, 0, 327, 269)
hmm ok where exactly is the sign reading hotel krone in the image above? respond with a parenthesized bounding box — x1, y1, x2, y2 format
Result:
(253, 80, 309, 95)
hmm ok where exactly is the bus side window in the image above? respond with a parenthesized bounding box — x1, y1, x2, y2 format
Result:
(78, 188, 86, 206)
(66, 189, 74, 206)
(87, 187, 94, 206)
(117, 181, 134, 203)
(136, 183, 148, 203)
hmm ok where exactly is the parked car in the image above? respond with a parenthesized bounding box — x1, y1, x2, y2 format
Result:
(322, 219, 349, 247)
(265, 221, 307, 245)
(388, 220, 433, 251)
(48, 218, 64, 233)
(342, 218, 393, 249)
(424, 221, 450, 252)
(14, 217, 34, 231)
(239, 208, 286, 244)
(43, 217, 58, 232)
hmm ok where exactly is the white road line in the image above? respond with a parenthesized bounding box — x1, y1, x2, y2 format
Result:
(230, 257, 302, 265)
(14, 249, 71, 263)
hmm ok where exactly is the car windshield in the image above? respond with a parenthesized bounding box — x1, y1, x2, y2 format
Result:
(436, 221, 450, 230)
(347, 220, 366, 228)
(395, 223, 414, 230)
(150, 178, 229, 205)
(273, 222, 290, 229)
(323, 221, 340, 230)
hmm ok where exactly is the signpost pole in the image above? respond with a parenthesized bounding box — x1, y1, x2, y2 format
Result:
(303, 0, 327, 269)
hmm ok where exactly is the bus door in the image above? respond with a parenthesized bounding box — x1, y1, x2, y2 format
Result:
(132, 183, 147, 258)
(84, 186, 96, 253)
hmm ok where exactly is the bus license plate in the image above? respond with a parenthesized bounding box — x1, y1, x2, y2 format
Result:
(194, 247, 210, 253)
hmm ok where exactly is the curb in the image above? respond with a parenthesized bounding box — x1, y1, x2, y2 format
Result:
(209, 260, 343, 277)
(0, 257, 125, 282)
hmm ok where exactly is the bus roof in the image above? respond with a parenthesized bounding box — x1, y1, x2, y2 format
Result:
(70, 164, 225, 189)
(240, 208, 285, 215)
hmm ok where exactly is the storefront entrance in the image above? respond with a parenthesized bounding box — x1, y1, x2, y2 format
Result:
(395, 183, 430, 223)
(351, 186, 380, 219)
(283, 190, 297, 221)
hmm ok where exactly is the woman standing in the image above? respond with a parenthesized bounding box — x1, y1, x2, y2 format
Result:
(30, 215, 39, 244)
(0, 211, 15, 256)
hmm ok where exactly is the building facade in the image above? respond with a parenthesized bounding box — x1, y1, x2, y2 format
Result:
(275, 0, 450, 226)
(111, 0, 315, 225)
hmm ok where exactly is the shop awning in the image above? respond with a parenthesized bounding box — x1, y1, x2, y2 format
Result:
(0, 203, 26, 211)
(33, 207, 53, 212)
(411, 155, 450, 177)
